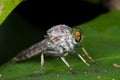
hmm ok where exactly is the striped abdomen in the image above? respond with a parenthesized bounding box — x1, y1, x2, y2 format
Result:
(13, 39, 49, 62)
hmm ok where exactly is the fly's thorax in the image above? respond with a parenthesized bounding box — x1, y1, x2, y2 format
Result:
(45, 24, 77, 54)
(47, 24, 72, 40)
(57, 35, 76, 52)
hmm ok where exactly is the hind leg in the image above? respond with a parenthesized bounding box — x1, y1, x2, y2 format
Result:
(30, 53, 44, 76)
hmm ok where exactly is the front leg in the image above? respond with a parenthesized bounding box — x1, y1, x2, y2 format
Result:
(75, 44, 95, 62)
(72, 50, 90, 66)
(81, 47, 95, 62)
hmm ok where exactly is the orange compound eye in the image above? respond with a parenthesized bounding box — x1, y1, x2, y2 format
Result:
(74, 29, 82, 42)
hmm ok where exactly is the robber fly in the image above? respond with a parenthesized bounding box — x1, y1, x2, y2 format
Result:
(13, 24, 95, 75)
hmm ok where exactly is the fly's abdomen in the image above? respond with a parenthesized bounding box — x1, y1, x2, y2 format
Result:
(13, 39, 48, 62)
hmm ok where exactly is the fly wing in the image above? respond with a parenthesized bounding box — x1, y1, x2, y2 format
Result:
(13, 38, 49, 62)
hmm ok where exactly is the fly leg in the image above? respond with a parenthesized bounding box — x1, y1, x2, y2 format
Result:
(30, 53, 44, 77)
(43, 50, 61, 56)
(40, 53, 44, 72)
(77, 53, 90, 66)
(81, 47, 95, 62)
(75, 45, 95, 62)
(60, 56, 76, 75)
(44, 50, 76, 75)
(43, 49, 67, 56)
(72, 50, 90, 66)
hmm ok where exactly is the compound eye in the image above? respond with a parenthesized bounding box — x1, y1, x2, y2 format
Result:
(74, 29, 82, 42)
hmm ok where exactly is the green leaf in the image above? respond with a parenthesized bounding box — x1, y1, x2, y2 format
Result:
(0, 11, 120, 80)
(0, 0, 23, 25)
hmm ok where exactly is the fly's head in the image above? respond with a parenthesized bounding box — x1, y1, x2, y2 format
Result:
(73, 28, 83, 42)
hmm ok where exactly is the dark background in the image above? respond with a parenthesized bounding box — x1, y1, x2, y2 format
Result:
(15, 0, 108, 29)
